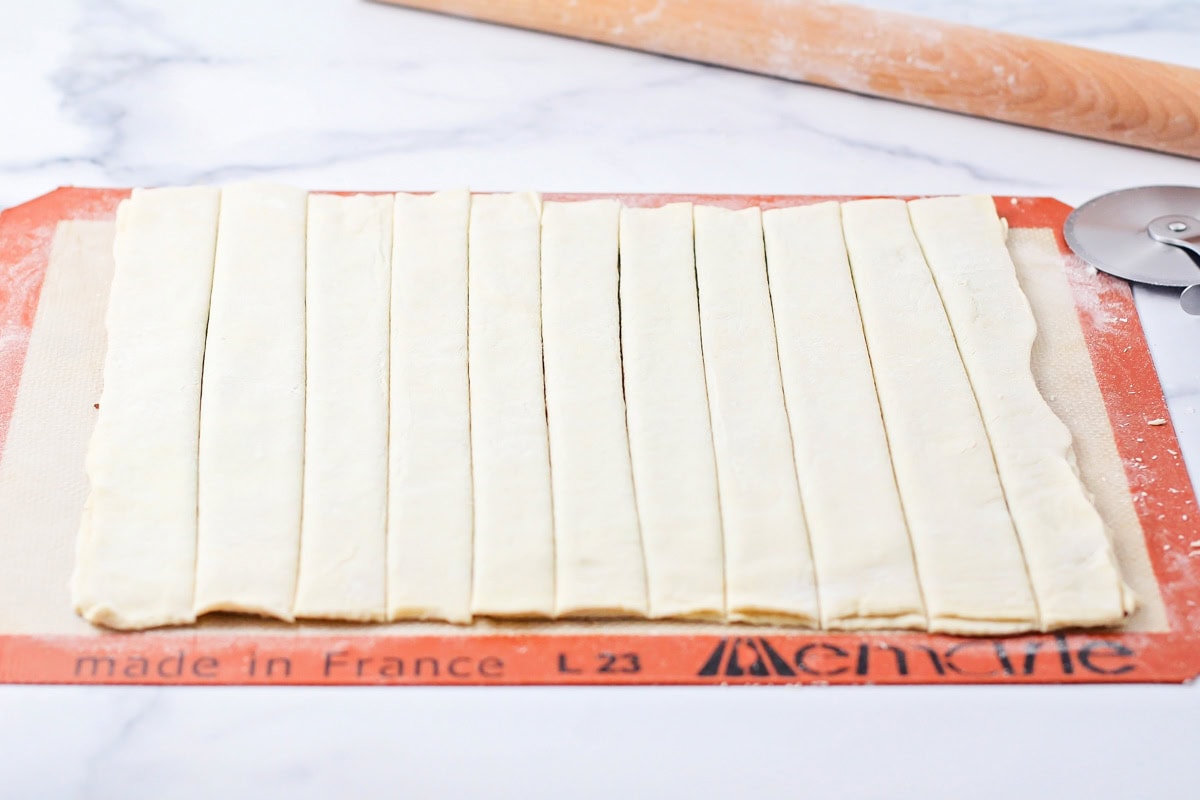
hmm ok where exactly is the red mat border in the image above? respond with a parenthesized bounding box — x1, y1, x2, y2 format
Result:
(0, 188, 1196, 686)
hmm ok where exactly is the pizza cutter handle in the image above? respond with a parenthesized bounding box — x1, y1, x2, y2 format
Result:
(1148, 216, 1200, 316)
(1182, 285, 1200, 316)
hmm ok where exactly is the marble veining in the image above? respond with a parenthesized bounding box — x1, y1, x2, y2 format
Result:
(1, 1, 1200, 797)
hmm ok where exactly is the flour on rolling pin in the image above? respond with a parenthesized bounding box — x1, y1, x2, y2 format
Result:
(377, 0, 1200, 158)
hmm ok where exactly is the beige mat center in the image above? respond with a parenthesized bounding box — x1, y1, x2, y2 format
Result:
(0, 221, 1168, 637)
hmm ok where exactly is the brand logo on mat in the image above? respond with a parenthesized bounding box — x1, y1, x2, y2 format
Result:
(697, 637, 796, 677)
(694, 634, 1140, 680)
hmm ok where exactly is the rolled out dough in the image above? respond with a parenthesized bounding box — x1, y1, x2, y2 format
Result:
(619, 203, 726, 620)
(293, 193, 392, 622)
(467, 192, 556, 618)
(542, 199, 648, 617)
(387, 190, 475, 623)
(193, 183, 308, 621)
(841, 198, 1039, 635)
(763, 201, 926, 630)
(71, 188, 219, 629)
(55, 186, 1149, 636)
(909, 195, 1135, 629)
(693, 205, 819, 627)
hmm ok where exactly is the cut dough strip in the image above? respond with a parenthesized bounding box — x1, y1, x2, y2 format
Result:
(293, 193, 391, 622)
(619, 203, 725, 620)
(387, 190, 475, 623)
(841, 198, 1040, 635)
(763, 201, 926, 630)
(194, 183, 308, 621)
(71, 188, 220, 629)
(542, 199, 648, 617)
(1009, 228, 1157, 627)
(467, 192, 556, 617)
(908, 195, 1135, 629)
(693, 204, 819, 626)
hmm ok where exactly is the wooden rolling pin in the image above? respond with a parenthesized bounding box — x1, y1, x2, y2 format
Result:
(377, 0, 1200, 159)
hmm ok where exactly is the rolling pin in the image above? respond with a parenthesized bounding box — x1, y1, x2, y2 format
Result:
(376, 0, 1200, 159)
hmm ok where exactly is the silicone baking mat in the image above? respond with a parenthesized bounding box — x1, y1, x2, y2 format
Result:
(0, 188, 1197, 686)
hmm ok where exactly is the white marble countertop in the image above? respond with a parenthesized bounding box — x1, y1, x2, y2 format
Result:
(2, 1, 1200, 797)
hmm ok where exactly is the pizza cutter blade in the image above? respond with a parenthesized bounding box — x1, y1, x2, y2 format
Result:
(1064, 185, 1200, 315)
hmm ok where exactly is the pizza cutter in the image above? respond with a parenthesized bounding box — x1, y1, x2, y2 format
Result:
(1064, 186, 1200, 315)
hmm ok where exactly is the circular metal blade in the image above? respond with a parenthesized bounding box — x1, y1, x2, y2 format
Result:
(1064, 185, 1200, 288)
